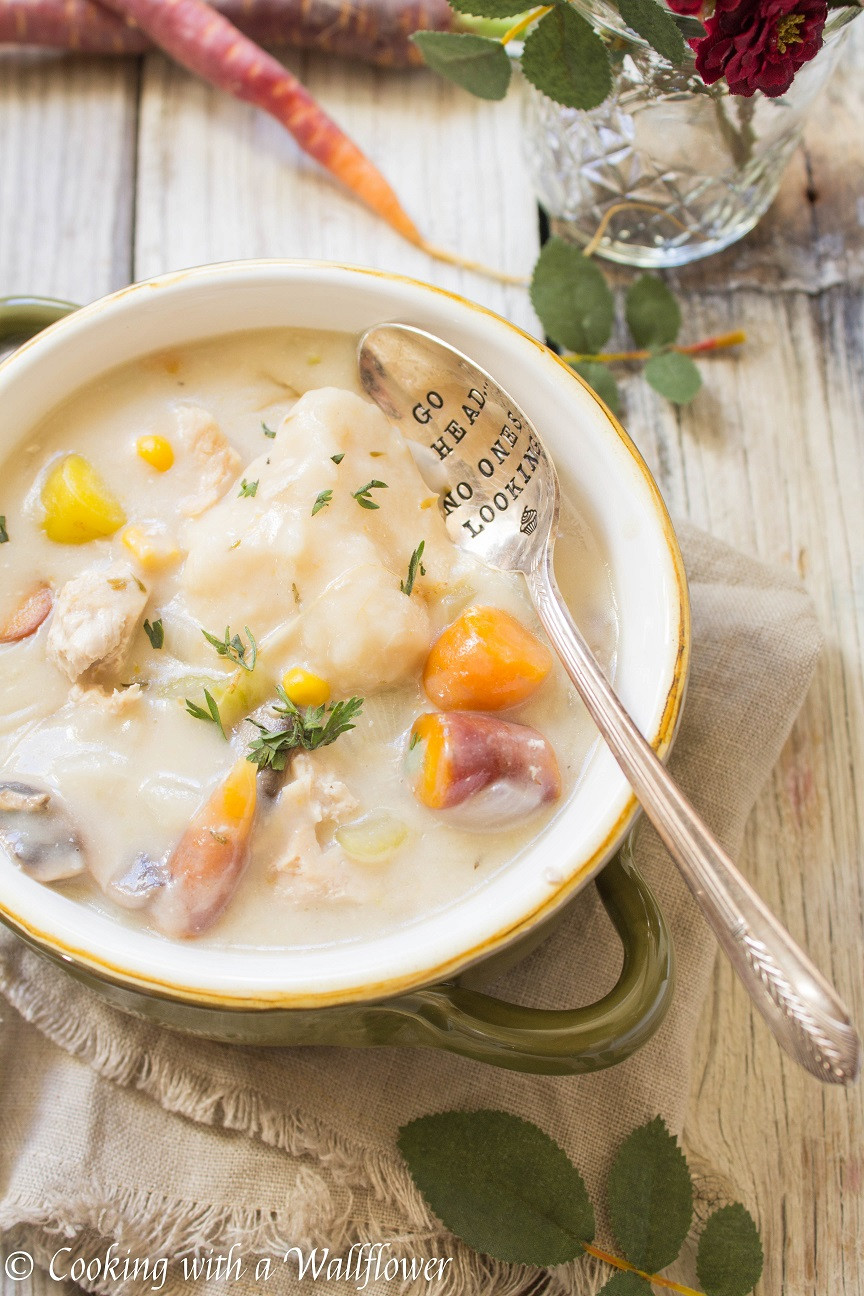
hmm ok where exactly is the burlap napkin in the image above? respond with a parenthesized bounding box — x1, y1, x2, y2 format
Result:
(0, 522, 822, 1296)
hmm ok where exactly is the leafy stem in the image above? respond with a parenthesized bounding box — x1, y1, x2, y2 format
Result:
(500, 5, 553, 44)
(581, 1241, 703, 1294)
(398, 1112, 763, 1296)
(202, 624, 258, 673)
(562, 331, 747, 365)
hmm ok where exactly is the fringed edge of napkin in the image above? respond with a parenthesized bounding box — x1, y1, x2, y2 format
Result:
(2, 947, 616, 1296)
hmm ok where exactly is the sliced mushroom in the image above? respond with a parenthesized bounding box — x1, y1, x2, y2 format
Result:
(0, 780, 87, 882)
(109, 851, 169, 910)
(239, 703, 294, 800)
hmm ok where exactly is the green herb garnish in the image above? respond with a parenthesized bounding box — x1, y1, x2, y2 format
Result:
(239, 478, 259, 498)
(0, 516, 8, 544)
(185, 689, 227, 740)
(312, 489, 333, 516)
(409, 731, 421, 751)
(201, 624, 257, 673)
(143, 618, 164, 650)
(352, 479, 388, 510)
(400, 541, 426, 596)
(330, 453, 345, 465)
(262, 421, 276, 439)
(246, 688, 364, 771)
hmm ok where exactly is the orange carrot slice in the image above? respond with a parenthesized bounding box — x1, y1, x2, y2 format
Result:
(98, 0, 422, 244)
(0, 584, 53, 644)
(151, 757, 257, 938)
(423, 606, 553, 712)
(408, 711, 560, 821)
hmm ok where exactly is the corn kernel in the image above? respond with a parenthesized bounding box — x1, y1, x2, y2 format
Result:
(121, 523, 182, 571)
(420, 496, 438, 510)
(136, 435, 174, 472)
(281, 667, 330, 708)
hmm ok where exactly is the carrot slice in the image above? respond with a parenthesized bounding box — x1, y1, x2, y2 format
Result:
(98, 0, 422, 244)
(0, 584, 53, 644)
(423, 606, 553, 712)
(408, 711, 561, 818)
(150, 757, 257, 938)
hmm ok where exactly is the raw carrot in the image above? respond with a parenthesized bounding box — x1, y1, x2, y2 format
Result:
(0, 0, 455, 66)
(95, 0, 423, 244)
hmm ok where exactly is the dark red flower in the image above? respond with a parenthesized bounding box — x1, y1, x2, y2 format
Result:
(691, 0, 827, 97)
(666, 0, 704, 15)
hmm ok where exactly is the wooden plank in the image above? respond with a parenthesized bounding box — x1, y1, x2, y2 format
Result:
(0, 44, 138, 1296)
(0, 51, 139, 304)
(618, 284, 864, 1294)
(134, 52, 540, 332)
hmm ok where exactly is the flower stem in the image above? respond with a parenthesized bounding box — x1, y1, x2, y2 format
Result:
(500, 5, 553, 45)
(581, 1242, 703, 1295)
(562, 331, 746, 364)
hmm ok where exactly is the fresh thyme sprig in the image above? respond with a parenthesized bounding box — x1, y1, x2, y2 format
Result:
(352, 479, 388, 510)
(246, 688, 364, 771)
(312, 489, 333, 516)
(143, 618, 164, 649)
(185, 688, 227, 740)
(400, 541, 427, 596)
(201, 625, 258, 673)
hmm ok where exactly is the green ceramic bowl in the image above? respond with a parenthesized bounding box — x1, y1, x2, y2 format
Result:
(0, 267, 689, 1075)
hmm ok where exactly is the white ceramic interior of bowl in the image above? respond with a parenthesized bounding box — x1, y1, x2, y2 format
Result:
(0, 262, 688, 1006)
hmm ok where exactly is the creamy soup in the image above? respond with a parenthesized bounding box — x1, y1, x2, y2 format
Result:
(0, 329, 616, 949)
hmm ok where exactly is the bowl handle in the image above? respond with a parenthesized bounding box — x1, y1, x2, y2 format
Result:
(391, 838, 674, 1074)
(0, 295, 78, 346)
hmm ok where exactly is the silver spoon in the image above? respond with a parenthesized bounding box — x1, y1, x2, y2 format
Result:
(358, 322, 861, 1086)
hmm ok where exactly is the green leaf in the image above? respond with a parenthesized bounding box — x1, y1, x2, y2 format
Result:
(530, 238, 615, 353)
(598, 1274, 653, 1295)
(625, 275, 681, 348)
(644, 351, 702, 403)
(614, 0, 685, 63)
(398, 1109, 594, 1265)
(521, 5, 612, 110)
(446, 0, 529, 15)
(697, 1204, 764, 1296)
(411, 31, 512, 100)
(607, 1116, 693, 1272)
(571, 361, 621, 416)
(670, 12, 706, 38)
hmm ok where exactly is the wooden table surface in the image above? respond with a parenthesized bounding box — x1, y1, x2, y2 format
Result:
(1, 20, 862, 1294)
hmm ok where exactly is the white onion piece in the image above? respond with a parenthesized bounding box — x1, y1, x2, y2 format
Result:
(336, 810, 409, 864)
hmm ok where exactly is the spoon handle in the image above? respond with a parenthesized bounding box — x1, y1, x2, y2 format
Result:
(527, 549, 861, 1085)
